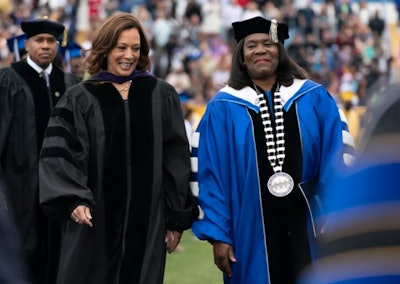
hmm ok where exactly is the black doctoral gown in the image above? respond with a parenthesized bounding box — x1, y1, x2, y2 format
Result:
(0, 59, 80, 283)
(39, 75, 198, 284)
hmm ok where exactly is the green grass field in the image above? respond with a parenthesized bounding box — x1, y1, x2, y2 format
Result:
(164, 230, 222, 284)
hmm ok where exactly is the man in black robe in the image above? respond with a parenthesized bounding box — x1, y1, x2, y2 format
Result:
(0, 18, 80, 284)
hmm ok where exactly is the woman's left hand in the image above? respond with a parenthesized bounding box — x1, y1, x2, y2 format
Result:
(165, 230, 182, 253)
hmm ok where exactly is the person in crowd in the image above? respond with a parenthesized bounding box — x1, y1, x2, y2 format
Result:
(336, 0, 353, 31)
(165, 60, 192, 94)
(190, 16, 355, 284)
(39, 12, 198, 284)
(368, 10, 385, 38)
(59, 41, 86, 80)
(151, 6, 175, 79)
(179, 91, 195, 147)
(298, 83, 400, 284)
(0, 18, 80, 284)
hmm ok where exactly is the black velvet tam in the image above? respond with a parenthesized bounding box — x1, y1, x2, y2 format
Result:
(232, 16, 289, 43)
(21, 19, 64, 39)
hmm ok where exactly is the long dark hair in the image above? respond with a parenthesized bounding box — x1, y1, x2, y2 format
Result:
(228, 39, 310, 90)
(84, 13, 151, 75)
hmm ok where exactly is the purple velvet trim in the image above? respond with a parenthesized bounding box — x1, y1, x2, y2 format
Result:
(89, 70, 152, 83)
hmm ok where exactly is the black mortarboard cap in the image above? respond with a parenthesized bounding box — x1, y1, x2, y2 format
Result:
(232, 16, 289, 43)
(21, 18, 65, 39)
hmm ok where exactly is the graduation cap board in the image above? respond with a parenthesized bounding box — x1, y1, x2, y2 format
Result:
(21, 18, 65, 39)
(21, 18, 67, 48)
(6, 34, 26, 62)
(232, 16, 289, 44)
(59, 41, 83, 72)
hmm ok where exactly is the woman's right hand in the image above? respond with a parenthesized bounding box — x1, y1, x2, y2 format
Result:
(70, 205, 93, 227)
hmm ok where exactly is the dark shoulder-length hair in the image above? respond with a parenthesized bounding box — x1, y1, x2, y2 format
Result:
(85, 12, 151, 75)
(228, 39, 310, 90)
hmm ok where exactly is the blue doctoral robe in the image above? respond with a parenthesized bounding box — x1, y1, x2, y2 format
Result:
(190, 79, 355, 284)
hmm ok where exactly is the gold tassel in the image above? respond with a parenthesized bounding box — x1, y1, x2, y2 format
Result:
(270, 19, 278, 43)
(61, 28, 67, 47)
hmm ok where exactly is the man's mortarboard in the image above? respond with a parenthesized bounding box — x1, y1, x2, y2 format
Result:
(6, 34, 26, 61)
(21, 18, 65, 40)
(232, 16, 289, 44)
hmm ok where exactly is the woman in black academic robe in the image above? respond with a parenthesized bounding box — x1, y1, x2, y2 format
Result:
(39, 13, 197, 284)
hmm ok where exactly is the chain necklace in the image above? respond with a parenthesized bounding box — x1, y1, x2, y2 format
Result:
(254, 83, 294, 197)
(254, 83, 285, 172)
(117, 80, 132, 92)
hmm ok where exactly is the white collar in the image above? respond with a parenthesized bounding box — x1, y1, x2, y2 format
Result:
(220, 79, 308, 109)
(27, 55, 53, 75)
(220, 85, 259, 105)
(279, 79, 307, 104)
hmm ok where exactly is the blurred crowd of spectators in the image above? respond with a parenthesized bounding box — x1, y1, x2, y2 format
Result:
(0, 0, 398, 141)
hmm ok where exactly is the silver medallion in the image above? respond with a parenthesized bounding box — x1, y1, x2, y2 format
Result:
(267, 172, 294, 197)
(254, 84, 293, 197)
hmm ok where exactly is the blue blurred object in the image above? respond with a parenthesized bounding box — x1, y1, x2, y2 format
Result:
(298, 83, 400, 284)
(185, 46, 203, 62)
(6, 34, 26, 62)
(179, 92, 191, 103)
(60, 41, 82, 60)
